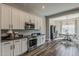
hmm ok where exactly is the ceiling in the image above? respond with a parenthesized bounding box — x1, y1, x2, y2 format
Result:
(6, 3, 79, 17)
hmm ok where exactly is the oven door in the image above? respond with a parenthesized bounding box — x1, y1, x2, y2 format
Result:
(28, 38, 37, 51)
(29, 38, 37, 47)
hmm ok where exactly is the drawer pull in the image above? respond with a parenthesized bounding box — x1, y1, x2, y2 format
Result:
(4, 42, 10, 45)
(10, 45, 13, 50)
(13, 45, 15, 49)
(23, 39, 26, 41)
(15, 41, 19, 42)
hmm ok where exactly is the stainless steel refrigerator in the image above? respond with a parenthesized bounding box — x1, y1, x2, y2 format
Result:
(50, 25, 56, 40)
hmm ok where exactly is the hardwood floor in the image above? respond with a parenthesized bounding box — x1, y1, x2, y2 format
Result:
(22, 40, 79, 56)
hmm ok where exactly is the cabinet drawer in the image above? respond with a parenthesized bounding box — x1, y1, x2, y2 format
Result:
(2, 41, 13, 56)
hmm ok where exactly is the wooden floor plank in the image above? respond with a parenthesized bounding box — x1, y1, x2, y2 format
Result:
(22, 40, 79, 56)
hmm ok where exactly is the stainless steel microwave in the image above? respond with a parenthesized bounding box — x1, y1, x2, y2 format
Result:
(24, 22, 35, 30)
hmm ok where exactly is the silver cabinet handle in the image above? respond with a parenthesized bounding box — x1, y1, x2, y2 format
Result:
(13, 45, 15, 49)
(11, 24, 13, 29)
(14, 45, 15, 49)
(12, 24, 13, 29)
(9, 24, 10, 29)
(11, 25, 12, 29)
(23, 39, 26, 41)
(10, 45, 13, 50)
(26, 42, 27, 45)
(9, 24, 12, 29)
(4, 42, 10, 45)
(15, 40, 20, 42)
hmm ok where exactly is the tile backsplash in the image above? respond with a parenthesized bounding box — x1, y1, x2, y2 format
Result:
(15, 30, 40, 36)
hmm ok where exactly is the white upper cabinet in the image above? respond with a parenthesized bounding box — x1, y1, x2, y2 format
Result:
(41, 19, 46, 34)
(0, 4, 46, 31)
(1, 4, 12, 29)
(30, 14, 35, 24)
(35, 16, 43, 30)
(35, 16, 38, 29)
(24, 13, 30, 23)
(37, 17, 42, 30)
(19, 11, 25, 29)
(12, 8, 20, 29)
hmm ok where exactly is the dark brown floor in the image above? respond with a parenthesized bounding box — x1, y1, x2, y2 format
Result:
(23, 40, 79, 56)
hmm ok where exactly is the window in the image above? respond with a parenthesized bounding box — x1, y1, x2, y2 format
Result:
(62, 24, 75, 34)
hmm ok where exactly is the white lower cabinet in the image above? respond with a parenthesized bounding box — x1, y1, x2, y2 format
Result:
(1, 38, 28, 56)
(37, 36, 42, 47)
(41, 36, 46, 45)
(2, 41, 13, 56)
(0, 43, 1, 56)
(13, 39, 21, 56)
(21, 38, 27, 54)
(37, 36, 46, 47)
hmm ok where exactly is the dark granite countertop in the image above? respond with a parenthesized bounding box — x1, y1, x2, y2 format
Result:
(1, 36, 28, 42)
(1, 34, 46, 42)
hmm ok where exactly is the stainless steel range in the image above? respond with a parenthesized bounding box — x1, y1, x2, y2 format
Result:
(27, 36, 37, 52)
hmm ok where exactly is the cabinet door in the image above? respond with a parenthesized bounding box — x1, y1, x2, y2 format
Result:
(41, 36, 45, 45)
(35, 16, 38, 29)
(25, 13, 30, 23)
(12, 8, 20, 29)
(1, 4, 12, 29)
(19, 11, 25, 29)
(30, 15, 35, 24)
(37, 36, 42, 47)
(0, 43, 1, 56)
(43, 36, 46, 44)
(37, 17, 41, 30)
(14, 39, 21, 56)
(2, 41, 13, 56)
(41, 19, 46, 34)
(21, 38, 27, 53)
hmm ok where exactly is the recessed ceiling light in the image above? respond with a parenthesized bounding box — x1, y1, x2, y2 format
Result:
(42, 5, 45, 9)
